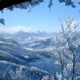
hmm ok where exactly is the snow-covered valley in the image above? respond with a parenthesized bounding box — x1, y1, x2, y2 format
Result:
(0, 31, 80, 80)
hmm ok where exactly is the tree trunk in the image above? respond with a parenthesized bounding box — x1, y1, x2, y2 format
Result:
(72, 54, 75, 80)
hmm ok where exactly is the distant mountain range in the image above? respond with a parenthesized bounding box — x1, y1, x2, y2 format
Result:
(0, 31, 80, 80)
(0, 31, 55, 80)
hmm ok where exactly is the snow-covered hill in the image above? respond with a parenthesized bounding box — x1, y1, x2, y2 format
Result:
(0, 31, 80, 80)
(0, 31, 56, 80)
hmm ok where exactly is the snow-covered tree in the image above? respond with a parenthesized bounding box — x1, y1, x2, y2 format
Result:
(60, 17, 80, 80)
(51, 17, 80, 80)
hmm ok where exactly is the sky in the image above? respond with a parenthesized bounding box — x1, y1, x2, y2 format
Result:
(0, 0, 80, 33)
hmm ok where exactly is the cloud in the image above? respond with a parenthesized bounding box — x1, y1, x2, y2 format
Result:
(0, 26, 36, 33)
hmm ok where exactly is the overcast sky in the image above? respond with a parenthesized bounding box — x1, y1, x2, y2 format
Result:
(0, 0, 80, 32)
